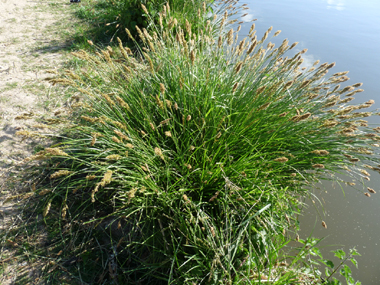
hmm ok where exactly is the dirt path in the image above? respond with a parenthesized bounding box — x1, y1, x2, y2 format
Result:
(0, 1, 78, 283)
(0, 0, 70, 171)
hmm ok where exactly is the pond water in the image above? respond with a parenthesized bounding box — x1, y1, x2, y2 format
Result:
(237, 0, 380, 283)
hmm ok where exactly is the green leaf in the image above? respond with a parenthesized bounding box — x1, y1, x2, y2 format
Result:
(350, 257, 358, 268)
(332, 249, 346, 260)
(322, 259, 335, 268)
(325, 267, 331, 277)
(350, 248, 361, 256)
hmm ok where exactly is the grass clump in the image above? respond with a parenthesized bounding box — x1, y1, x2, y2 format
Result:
(73, 0, 217, 45)
(18, 1, 378, 284)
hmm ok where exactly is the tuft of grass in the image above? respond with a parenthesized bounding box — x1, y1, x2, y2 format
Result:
(71, 0, 216, 47)
(13, 0, 376, 284)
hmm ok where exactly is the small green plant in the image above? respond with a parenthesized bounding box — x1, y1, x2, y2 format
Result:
(324, 248, 361, 285)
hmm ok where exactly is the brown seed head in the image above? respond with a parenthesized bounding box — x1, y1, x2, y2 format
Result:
(190, 50, 195, 65)
(312, 164, 325, 169)
(141, 4, 149, 14)
(274, 157, 288, 163)
(360, 169, 370, 176)
(235, 62, 243, 73)
(227, 29, 234, 45)
(352, 83, 363, 88)
(322, 221, 327, 228)
(289, 42, 298, 49)
(368, 187, 376, 194)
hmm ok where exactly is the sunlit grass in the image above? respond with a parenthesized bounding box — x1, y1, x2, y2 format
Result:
(13, 0, 378, 283)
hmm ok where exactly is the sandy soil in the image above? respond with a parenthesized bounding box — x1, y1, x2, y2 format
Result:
(0, 0, 76, 283)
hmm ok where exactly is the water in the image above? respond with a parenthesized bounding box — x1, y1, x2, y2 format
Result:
(237, 0, 380, 283)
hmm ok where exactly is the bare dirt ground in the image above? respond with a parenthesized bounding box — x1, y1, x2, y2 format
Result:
(0, 1, 78, 283)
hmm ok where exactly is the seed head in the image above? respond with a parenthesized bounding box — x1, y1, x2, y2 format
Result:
(326, 62, 336, 69)
(126, 143, 134, 149)
(159, 83, 165, 94)
(190, 50, 195, 65)
(298, 113, 311, 121)
(209, 191, 220, 202)
(312, 164, 325, 169)
(261, 30, 269, 42)
(368, 187, 376, 194)
(274, 157, 288, 163)
(365, 192, 371, 197)
(360, 169, 370, 176)
(235, 62, 243, 73)
(322, 221, 327, 229)
(340, 86, 355, 94)
(154, 147, 164, 160)
(106, 154, 121, 160)
(112, 136, 121, 143)
(232, 82, 238, 93)
(227, 29, 234, 45)
(247, 40, 257, 55)
(43, 199, 52, 217)
(50, 170, 72, 179)
(141, 4, 149, 14)
(165, 131, 172, 137)
(160, 118, 171, 125)
(258, 102, 271, 111)
(125, 28, 134, 40)
(352, 83, 363, 88)
(311, 150, 329, 156)
(289, 42, 298, 49)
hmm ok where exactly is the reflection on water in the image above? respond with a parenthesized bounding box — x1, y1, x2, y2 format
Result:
(238, 0, 380, 283)
(326, 0, 346, 11)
